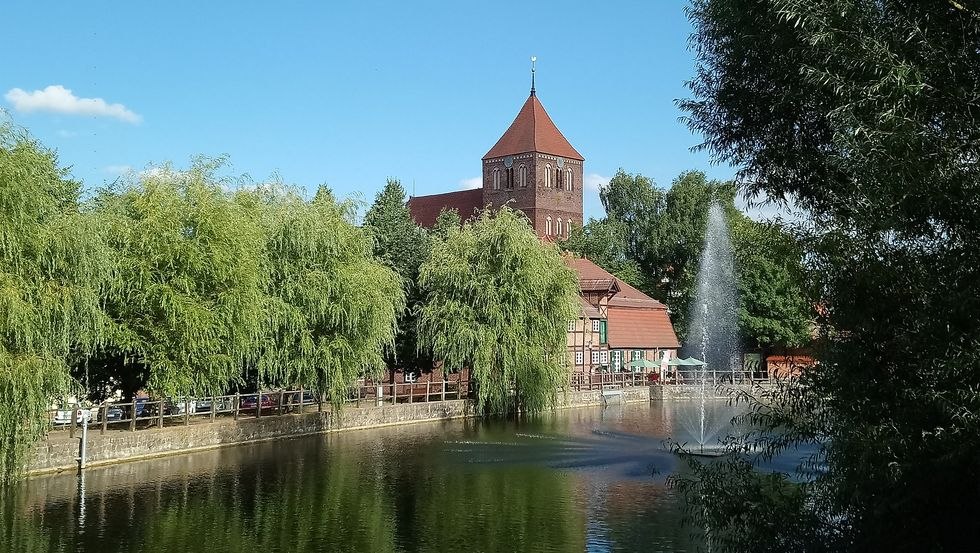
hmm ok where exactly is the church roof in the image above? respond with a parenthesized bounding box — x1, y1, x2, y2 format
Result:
(407, 188, 484, 228)
(483, 93, 584, 161)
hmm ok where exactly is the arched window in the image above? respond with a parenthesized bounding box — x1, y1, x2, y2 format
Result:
(566, 168, 573, 191)
(556, 167, 563, 190)
(566, 219, 571, 236)
(545, 164, 552, 188)
(557, 218, 563, 237)
(519, 164, 527, 188)
(493, 168, 500, 190)
(506, 167, 514, 189)
(546, 217, 552, 236)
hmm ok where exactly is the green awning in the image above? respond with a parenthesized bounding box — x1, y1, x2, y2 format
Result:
(666, 357, 707, 366)
(628, 359, 660, 368)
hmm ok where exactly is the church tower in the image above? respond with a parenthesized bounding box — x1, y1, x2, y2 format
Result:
(481, 69, 584, 239)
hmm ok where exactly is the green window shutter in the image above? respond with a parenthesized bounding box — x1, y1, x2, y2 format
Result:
(599, 320, 607, 344)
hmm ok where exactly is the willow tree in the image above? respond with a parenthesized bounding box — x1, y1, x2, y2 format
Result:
(418, 207, 578, 414)
(0, 124, 107, 483)
(246, 185, 403, 402)
(90, 160, 266, 398)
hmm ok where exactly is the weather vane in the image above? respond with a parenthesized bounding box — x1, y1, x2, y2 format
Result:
(530, 55, 537, 95)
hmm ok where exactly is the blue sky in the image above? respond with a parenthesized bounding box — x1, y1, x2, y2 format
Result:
(2, 1, 734, 220)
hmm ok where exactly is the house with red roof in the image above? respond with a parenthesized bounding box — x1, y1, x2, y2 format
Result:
(407, 72, 680, 374)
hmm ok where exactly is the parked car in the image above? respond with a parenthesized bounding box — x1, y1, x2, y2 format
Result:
(194, 398, 213, 412)
(99, 406, 125, 422)
(140, 400, 180, 418)
(239, 394, 277, 412)
(53, 408, 93, 425)
(286, 391, 317, 412)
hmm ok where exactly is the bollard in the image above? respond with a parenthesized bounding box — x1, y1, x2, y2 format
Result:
(376, 385, 383, 407)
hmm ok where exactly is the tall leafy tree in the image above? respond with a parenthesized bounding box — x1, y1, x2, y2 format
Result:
(418, 207, 578, 414)
(560, 218, 644, 288)
(89, 160, 267, 399)
(249, 184, 404, 400)
(678, 1, 980, 550)
(0, 124, 108, 482)
(362, 179, 430, 374)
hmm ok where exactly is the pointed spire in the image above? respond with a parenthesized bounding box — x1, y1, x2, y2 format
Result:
(530, 55, 537, 96)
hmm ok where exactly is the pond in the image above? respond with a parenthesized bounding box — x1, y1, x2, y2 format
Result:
(2, 401, 772, 552)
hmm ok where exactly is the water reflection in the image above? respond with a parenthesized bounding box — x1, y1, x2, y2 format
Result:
(4, 403, 710, 552)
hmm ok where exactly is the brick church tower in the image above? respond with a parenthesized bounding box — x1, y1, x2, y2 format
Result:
(481, 80, 584, 239)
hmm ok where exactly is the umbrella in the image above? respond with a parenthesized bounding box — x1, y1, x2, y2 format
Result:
(666, 357, 707, 366)
(628, 359, 660, 368)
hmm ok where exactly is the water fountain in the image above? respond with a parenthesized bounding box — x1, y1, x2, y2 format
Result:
(679, 200, 741, 454)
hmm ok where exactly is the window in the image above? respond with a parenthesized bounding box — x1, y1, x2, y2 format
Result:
(492, 168, 500, 190)
(556, 167, 563, 190)
(519, 164, 527, 188)
(566, 168, 573, 190)
(545, 164, 552, 188)
(556, 218, 563, 237)
(546, 217, 552, 236)
(592, 319, 600, 332)
(599, 320, 607, 344)
(567, 320, 575, 332)
(632, 350, 643, 361)
(575, 351, 584, 365)
(591, 351, 600, 365)
(600, 350, 609, 364)
(566, 219, 571, 236)
(612, 350, 621, 370)
(506, 167, 514, 190)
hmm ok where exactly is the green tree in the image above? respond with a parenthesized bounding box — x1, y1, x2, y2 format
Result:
(249, 184, 404, 400)
(418, 207, 578, 414)
(560, 217, 644, 288)
(363, 179, 430, 374)
(0, 124, 108, 482)
(678, 0, 980, 550)
(88, 161, 266, 399)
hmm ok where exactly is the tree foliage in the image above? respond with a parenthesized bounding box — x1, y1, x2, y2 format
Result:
(250, 184, 404, 400)
(679, 0, 980, 550)
(0, 124, 108, 483)
(90, 162, 267, 398)
(362, 179, 430, 373)
(418, 207, 578, 415)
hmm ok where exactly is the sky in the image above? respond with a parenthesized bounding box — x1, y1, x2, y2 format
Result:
(2, 1, 738, 220)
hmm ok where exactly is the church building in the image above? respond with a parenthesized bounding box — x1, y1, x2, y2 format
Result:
(407, 72, 679, 375)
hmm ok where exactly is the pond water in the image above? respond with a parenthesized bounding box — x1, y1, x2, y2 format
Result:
(2, 401, 784, 552)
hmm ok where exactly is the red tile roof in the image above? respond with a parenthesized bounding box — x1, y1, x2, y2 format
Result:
(407, 189, 485, 228)
(483, 94, 584, 161)
(565, 256, 679, 349)
(606, 306, 680, 349)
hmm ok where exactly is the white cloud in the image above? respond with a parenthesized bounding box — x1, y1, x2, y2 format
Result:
(104, 164, 132, 175)
(459, 176, 482, 190)
(5, 85, 141, 123)
(585, 173, 610, 191)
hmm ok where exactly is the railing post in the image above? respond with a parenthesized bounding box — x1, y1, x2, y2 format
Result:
(278, 390, 284, 416)
(393, 383, 398, 405)
(298, 386, 304, 415)
(157, 401, 163, 429)
(130, 399, 137, 432)
(69, 408, 76, 439)
(211, 396, 216, 422)
(184, 399, 190, 426)
(234, 393, 240, 421)
(101, 404, 108, 435)
(256, 394, 261, 419)
(425, 381, 430, 403)
(441, 380, 446, 402)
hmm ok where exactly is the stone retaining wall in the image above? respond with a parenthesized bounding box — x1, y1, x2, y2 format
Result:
(648, 383, 776, 401)
(30, 385, 649, 476)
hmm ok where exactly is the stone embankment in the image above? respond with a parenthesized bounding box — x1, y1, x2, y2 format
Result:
(30, 386, 650, 475)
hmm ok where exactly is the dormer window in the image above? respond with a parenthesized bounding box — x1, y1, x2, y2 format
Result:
(545, 164, 552, 188)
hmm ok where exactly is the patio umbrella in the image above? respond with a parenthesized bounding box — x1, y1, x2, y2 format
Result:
(666, 357, 707, 366)
(628, 359, 660, 368)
